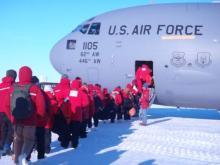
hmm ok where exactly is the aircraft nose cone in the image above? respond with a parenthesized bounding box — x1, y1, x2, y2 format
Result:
(50, 43, 62, 74)
(50, 34, 78, 78)
(50, 36, 75, 77)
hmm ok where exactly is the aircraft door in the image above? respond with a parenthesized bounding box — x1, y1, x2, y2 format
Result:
(135, 61, 153, 77)
(135, 61, 156, 104)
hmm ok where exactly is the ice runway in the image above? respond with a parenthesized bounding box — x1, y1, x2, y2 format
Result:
(1, 108, 220, 165)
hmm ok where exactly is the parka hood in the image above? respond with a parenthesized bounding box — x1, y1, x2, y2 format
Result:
(60, 77, 70, 88)
(71, 79, 81, 90)
(103, 88, 108, 95)
(2, 76, 15, 84)
(88, 84, 94, 93)
(19, 66, 32, 83)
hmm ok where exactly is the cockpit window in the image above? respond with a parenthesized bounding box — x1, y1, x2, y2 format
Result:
(80, 24, 90, 34)
(72, 22, 101, 35)
(88, 23, 101, 35)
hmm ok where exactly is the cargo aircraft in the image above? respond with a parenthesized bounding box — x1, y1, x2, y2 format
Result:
(50, 3, 220, 109)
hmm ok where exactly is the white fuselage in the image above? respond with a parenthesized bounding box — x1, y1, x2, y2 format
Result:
(50, 3, 220, 109)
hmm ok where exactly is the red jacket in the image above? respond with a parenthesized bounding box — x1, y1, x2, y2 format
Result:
(69, 80, 83, 122)
(0, 76, 15, 121)
(54, 77, 71, 122)
(136, 79, 143, 93)
(12, 66, 46, 126)
(54, 77, 70, 107)
(36, 89, 49, 127)
(88, 84, 95, 118)
(44, 91, 58, 129)
(113, 87, 122, 106)
(139, 89, 149, 109)
(139, 65, 152, 85)
(88, 93, 95, 118)
(94, 85, 104, 101)
(136, 65, 152, 84)
(135, 67, 142, 80)
(80, 86, 90, 120)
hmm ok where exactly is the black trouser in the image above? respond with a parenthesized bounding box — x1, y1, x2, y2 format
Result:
(0, 113, 13, 151)
(93, 112, 99, 127)
(123, 108, 131, 120)
(59, 125, 70, 148)
(87, 118, 92, 128)
(44, 129, 51, 154)
(80, 120, 87, 138)
(110, 109, 116, 123)
(134, 94, 141, 116)
(116, 106, 122, 120)
(36, 127, 45, 159)
(69, 121, 81, 148)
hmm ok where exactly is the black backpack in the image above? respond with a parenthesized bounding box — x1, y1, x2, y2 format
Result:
(10, 84, 34, 120)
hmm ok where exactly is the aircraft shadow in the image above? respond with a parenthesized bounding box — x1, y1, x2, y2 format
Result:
(147, 108, 220, 120)
(147, 118, 171, 126)
(139, 159, 156, 165)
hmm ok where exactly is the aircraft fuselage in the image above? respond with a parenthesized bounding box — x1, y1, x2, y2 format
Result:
(50, 3, 220, 109)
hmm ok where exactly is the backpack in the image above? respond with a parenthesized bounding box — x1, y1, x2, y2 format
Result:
(10, 84, 34, 120)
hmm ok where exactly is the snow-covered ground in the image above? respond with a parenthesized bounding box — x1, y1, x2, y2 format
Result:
(1, 107, 220, 165)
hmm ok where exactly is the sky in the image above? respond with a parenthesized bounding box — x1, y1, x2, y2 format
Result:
(0, 0, 214, 82)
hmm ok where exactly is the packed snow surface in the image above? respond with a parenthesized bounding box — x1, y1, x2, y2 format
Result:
(1, 107, 220, 165)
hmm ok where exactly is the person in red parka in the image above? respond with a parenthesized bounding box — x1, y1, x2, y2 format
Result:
(139, 83, 150, 126)
(69, 79, 83, 148)
(87, 84, 95, 128)
(54, 75, 70, 108)
(93, 84, 104, 127)
(103, 89, 115, 123)
(139, 64, 152, 85)
(136, 64, 152, 91)
(53, 75, 71, 148)
(79, 84, 90, 138)
(101, 88, 110, 121)
(43, 85, 58, 153)
(131, 79, 141, 116)
(12, 66, 46, 164)
(0, 69, 16, 156)
(112, 86, 123, 121)
(94, 84, 104, 101)
(27, 76, 48, 160)
(122, 87, 133, 120)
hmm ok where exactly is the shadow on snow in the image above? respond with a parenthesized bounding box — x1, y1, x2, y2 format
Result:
(148, 108, 220, 120)
(31, 108, 220, 165)
(32, 120, 136, 165)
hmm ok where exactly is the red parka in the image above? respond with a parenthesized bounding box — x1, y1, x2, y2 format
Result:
(80, 86, 90, 121)
(88, 84, 95, 118)
(54, 77, 71, 123)
(136, 79, 143, 93)
(54, 77, 70, 107)
(112, 87, 122, 106)
(44, 90, 58, 129)
(94, 85, 104, 101)
(69, 80, 83, 122)
(139, 64, 152, 85)
(0, 76, 15, 121)
(139, 89, 150, 109)
(12, 66, 46, 126)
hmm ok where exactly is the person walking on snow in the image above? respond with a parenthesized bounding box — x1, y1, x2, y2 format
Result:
(139, 83, 150, 126)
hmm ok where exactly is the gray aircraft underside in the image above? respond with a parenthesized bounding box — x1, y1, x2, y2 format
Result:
(50, 3, 220, 109)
